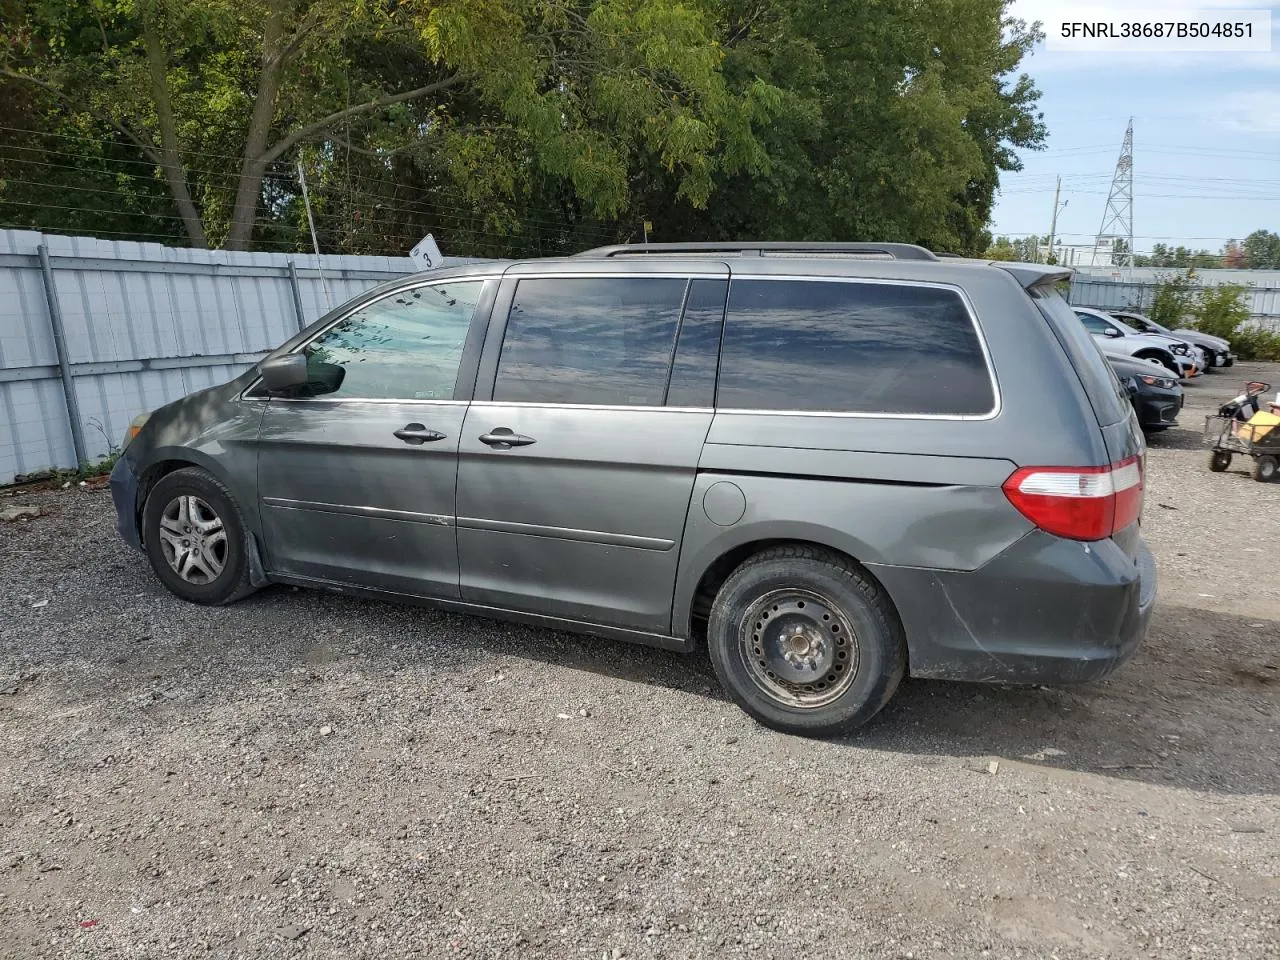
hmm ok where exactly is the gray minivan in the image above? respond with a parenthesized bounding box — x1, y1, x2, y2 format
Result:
(109, 242, 1156, 737)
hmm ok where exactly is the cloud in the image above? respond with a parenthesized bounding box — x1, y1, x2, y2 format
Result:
(1200, 88, 1280, 132)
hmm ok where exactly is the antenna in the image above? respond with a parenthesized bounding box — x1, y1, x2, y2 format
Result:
(1093, 119, 1134, 277)
(297, 160, 332, 309)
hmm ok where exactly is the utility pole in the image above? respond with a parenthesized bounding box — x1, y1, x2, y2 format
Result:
(1046, 175, 1063, 264)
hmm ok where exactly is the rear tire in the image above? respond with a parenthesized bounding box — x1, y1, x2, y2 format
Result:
(706, 546, 906, 738)
(1253, 456, 1277, 483)
(1209, 450, 1232, 472)
(142, 467, 256, 605)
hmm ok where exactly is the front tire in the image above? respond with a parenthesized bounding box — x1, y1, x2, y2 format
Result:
(1209, 450, 1233, 472)
(142, 467, 255, 605)
(707, 546, 906, 738)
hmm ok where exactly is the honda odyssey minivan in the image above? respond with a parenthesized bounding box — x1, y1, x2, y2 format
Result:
(110, 242, 1156, 737)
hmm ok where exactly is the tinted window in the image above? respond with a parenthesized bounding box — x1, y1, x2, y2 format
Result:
(494, 277, 687, 406)
(717, 279, 994, 415)
(301, 281, 482, 400)
(1035, 287, 1130, 426)
(666, 279, 726, 407)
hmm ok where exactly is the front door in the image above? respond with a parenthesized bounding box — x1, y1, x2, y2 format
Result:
(455, 268, 728, 633)
(256, 277, 493, 598)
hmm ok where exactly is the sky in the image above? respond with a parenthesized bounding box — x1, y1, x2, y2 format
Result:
(991, 1, 1280, 254)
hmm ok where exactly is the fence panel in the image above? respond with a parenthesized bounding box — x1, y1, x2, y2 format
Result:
(0, 229, 492, 485)
(1070, 275, 1280, 333)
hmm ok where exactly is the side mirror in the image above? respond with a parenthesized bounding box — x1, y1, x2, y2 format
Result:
(259, 354, 309, 392)
(1103, 327, 1123, 338)
(1125, 379, 1139, 397)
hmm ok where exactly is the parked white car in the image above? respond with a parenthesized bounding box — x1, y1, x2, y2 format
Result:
(1110, 310, 1233, 368)
(1073, 306, 1199, 379)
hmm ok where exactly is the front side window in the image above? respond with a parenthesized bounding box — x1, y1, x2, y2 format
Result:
(717, 279, 995, 415)
(300, 281, 483, 400)
(494, 277, 688, 406)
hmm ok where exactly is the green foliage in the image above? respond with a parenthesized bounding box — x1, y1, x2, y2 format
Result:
(1187, 283, 1280, 361)
(982, 234, 1040, 262)
(1, 0, 1046, 256)
(1147, 274, 1280, 362)
(1242, 229, 1280, 269)
(1146, 269, 1199, 329)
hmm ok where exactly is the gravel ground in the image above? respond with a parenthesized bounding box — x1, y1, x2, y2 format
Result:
(1, 363, 1277, 960)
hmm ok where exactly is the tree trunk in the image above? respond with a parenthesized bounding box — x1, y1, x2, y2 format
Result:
(224, 5, 288, 251)
(142, 19, 207, 247)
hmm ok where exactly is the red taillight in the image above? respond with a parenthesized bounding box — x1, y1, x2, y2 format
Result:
(1002, 456, 1144, 541)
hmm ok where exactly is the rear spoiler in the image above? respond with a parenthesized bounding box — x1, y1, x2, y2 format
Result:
(995, 262, 1074, 289)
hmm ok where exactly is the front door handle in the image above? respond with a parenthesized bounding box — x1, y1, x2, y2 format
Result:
(394, 423, 447, 445)
(478, 427, 536, 449)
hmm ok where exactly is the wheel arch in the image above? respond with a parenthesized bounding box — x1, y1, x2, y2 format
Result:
(1131, 347, 1178, 371)
(134, 448, 258, 542)
(678, 527, 902, 644)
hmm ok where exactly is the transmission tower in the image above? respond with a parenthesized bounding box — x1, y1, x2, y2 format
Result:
(1093, 119, 1134, 275)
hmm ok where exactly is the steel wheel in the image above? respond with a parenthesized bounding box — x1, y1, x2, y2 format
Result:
(739, 588, 859, 709)
(157, 495, 227, 584)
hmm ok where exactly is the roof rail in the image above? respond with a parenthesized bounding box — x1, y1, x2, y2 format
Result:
(574, 241, 939, 262)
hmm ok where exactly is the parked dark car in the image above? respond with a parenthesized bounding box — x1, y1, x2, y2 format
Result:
(1107, 355, 1183, 432)
(1111, 310, 1233, 368)
(109, 242, 1155, 738)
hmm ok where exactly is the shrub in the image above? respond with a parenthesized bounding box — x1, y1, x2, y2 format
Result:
(1146, 269, 1198, 329)
(1184, 281, 1280, 361)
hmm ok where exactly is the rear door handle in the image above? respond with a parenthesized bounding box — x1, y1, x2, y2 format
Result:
(394, 423, 447, 445)
(479, 427, 536, 449)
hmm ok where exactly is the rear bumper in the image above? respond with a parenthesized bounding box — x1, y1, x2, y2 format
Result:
(108, 455, 144, 553)
(870, 530, 1155, 685)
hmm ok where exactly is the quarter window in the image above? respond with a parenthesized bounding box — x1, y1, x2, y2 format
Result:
(666, 279, 727, 408)
(717, 279, 995, 415)
(300, 281, 483, 400)
(494, 277, 688, 406)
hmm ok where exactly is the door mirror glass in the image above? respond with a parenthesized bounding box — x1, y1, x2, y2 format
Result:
(259, 354, 311, 393)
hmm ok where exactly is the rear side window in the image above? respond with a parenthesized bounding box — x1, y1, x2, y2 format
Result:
(1035, 287, 1130, 425)
(1076, 311, 1117, 335)
(494, 277, 687, 406)
(717, 279, 995, 415)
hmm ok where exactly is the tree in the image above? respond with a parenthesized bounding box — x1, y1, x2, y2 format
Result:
(1242, 229, 1280, 269)
(1222, 239, 1246, 269)
(984, 235, 1018, 260)
(623, 0, 1046, 253)
(3, 0, 775, 249)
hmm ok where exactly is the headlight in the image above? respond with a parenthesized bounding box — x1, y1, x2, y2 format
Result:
(1140, 375, 1174, 388)
(122, 412, 150, 450)
(1171, 343, 1189, 355)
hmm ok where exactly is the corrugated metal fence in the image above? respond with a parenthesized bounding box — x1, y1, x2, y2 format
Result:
(0, 229, 486, 485)
(1070, 275, 1280, 333)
